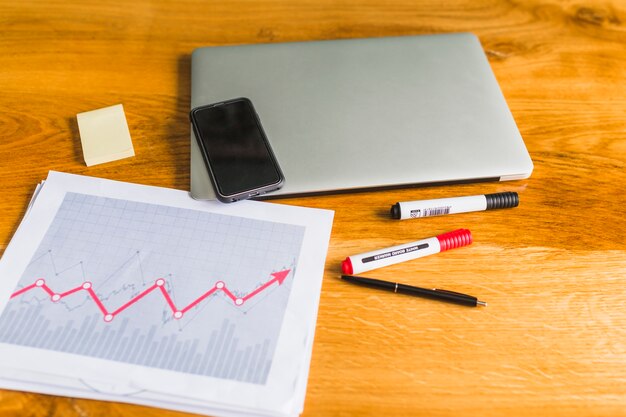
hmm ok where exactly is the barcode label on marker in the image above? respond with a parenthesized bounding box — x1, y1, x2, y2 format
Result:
(410, 206, 451, 218)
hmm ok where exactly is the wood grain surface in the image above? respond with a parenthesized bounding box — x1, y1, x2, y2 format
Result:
(1, 0, 626, 416)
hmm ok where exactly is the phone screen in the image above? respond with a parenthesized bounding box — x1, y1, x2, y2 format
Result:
(191, 99, 283, 199)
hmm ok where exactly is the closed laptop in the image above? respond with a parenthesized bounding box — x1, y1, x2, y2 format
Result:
(190, 33, 533, 200)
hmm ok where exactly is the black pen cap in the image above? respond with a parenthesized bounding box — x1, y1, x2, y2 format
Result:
(485, 192, 519, 209)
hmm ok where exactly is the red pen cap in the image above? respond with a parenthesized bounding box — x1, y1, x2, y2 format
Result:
(436, 228, 472, 251)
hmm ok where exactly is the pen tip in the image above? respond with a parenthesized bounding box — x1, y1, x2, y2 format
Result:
(477, 300, 487, 307)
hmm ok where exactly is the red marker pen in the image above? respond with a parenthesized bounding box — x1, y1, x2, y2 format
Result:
(341, 229, 472, 275)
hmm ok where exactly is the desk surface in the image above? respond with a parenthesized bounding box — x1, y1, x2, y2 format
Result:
(1, 1, 626, 416)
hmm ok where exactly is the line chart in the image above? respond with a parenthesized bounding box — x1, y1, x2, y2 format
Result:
(11, 269, 291, 322)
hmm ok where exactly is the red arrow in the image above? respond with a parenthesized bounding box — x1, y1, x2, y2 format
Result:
(242, 269, 291, 301)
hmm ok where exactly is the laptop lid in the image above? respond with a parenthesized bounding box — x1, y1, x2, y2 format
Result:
(190, 33, 533, 200)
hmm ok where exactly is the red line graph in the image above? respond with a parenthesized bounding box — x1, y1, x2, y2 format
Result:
(10, 269, 291, 322)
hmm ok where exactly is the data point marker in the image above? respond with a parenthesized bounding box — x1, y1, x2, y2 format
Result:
(173, 311, 183, 319)
(104, 314, 114, 322)
(51, 294, 61, 302)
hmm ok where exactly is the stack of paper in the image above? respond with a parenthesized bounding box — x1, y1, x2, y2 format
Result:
(0, 172, 334, 417)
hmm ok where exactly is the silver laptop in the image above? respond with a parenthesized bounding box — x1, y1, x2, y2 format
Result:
(190, 33, 533, 200)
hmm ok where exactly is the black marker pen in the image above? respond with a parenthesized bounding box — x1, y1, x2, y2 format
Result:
(391, 191, 519, 220)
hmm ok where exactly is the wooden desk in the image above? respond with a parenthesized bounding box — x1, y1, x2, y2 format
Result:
(1, 1, 626, 416)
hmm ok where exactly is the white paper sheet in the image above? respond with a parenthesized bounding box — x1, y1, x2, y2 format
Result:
(0, 172, 334, 417)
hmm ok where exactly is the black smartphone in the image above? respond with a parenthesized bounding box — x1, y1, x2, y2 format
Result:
(190, 98, 285, 203)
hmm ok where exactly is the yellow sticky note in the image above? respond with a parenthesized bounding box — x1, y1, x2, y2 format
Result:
(77, 104, 135, 166)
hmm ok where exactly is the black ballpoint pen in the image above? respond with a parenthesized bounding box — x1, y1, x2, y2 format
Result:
(341, 274, 487, 307)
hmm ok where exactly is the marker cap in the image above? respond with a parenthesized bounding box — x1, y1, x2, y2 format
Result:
(436, 228, 472, 252)
(485, 192, 519, 209)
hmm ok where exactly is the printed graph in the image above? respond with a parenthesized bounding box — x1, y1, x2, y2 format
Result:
(0, 193, 305, 384)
